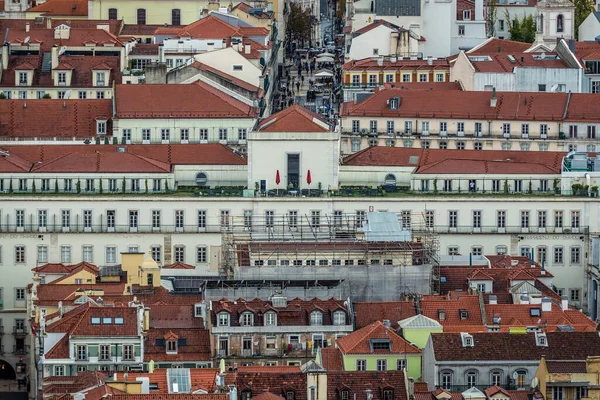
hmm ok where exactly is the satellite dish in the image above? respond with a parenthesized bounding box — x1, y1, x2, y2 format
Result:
(531, 377, 539, 388)
(64, 89, 72, 99)
(58, 46, 67, 56)
(512, 371, 519, 380)
(23, 36, 30, 44)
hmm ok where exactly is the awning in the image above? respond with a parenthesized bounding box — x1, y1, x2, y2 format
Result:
(316, 56, 334, 63)
(317, 52, 334, 57)
(314, 70, 333, 77)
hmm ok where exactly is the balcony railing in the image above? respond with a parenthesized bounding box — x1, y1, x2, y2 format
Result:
(13, 326, 27, 335)
(13, 345, 29, 355)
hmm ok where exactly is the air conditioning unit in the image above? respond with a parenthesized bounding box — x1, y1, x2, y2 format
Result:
(360, 129, 368, 135)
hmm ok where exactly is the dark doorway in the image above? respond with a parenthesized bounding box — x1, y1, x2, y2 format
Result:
(287, 154, 299, 188)
(0, 360, 16, 380)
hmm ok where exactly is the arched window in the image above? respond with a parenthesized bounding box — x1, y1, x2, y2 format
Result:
(310, 311, 323, 325)
(440, 370, 453, 389)
(240, 311, 254, 326)
(384, 173, 396, 185)
(466, 370, 478, 387)
(557, 14, 564, 33)
(108, 8, 117, 20)
(195, 172, 208, 185)
(333, 310, 346, 325)
(137, 8, 146, 24)
(172, 9, 181, 25)
(515, 369, 527, 388)
(490, 370, 503, 386)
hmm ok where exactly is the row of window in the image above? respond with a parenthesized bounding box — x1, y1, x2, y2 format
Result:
(216, 310, 346, 327)
(251, 258, 396, 267)
(445, 244, 583, 266)
(1, 178, 164, 193)
(438, 209, 582, 229)
(418, 178, 555, 193)
(441, 369, 526, 389)
(75, 344, 135, 361)
(348, 72, 446, 86)
(125, 8, 182, 25)
(1, 244, 208, 265)
(121, 127, 248, 142)
(2, 90, 106, 100)
(0, 288, 26, 302)
(17, 71, 107, 87)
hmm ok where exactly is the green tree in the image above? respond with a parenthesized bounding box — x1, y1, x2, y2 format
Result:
(506, 12, 536, 43)
(486, 0, 499, 37)
(287, 3, 313, 45)
(509, 15, 522, 42)
(574, 0, 596, 39)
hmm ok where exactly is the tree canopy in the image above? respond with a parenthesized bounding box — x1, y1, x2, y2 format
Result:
(574, 0, 596, 39)
(287, 3, 313, 44)
(507, 13, 536, 43)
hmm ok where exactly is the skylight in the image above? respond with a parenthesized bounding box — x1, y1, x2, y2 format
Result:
(168, 368, 191, 394)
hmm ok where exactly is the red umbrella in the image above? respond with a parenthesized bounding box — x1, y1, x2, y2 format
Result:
(275, 170, 281, 185)
(306, 170, 312, 185)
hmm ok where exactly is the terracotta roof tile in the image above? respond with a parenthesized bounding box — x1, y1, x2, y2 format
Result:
(45, 334, 71, 359)
(319, 347, 344, 371)
(353, 301, 416, 329)
(122, 24, 182, 36)
(342, 57, 449, 71)
(28, 0, 88, 16)
(115, 82, 258, 118)
(129, 43, 159, 56)
(486, 304, 596, 331)
(234, 371, 307, 399)
(341, 88, 591, 121)
(149, 305, 204, 329)
(326, 371, 408, 400)
(162, 262, 196, 270)
(337, 321, 420, 354)
(110, 395, 227, 400)
(212, 297, 348, 327)
(468, 37, 532, 54)
(253, 393, 286, 400)
(232, 2, 272, 18)
(190, 61, 262, 95)
(469, 52, 568, 73)
(546, 360, 587, 373)
(32, 263, 72, 274)
(6, 26, 123, 51)
(144, 328, 211, 361)
(0, 100, 111, 138)
(421, 295, 484, 328)
(432, 332, 600, 361)
(237, 366, 301, 373)
(257, 105, 331, 132)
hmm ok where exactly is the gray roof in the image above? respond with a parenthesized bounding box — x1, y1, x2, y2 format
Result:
(363, 211, 411, 242)
(594, 12, 600, 23)
(399, 314, 442, 329)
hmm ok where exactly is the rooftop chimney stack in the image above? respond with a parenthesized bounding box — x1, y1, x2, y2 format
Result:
(2, 44, 8, 71)
(25, 22, 30, 33)
(541, 297, 552, 312)
(244, 42, 251, 54)
(561, 295, 569, 311)
(490, 87, 497, 108)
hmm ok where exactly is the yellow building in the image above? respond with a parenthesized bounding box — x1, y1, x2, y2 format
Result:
(535, 357, 593, 400)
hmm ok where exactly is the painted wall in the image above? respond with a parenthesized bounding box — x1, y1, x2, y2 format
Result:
(402, 327, 443, 349)
(341, 353, 421, 379)
(578, 13, 600, 41)
(88, 0, 211, 25)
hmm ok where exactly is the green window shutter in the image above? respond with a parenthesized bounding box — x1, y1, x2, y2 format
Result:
(88, 345, 99, 357)
(134, 345, 141, 357)
(117, 345, 123, 357)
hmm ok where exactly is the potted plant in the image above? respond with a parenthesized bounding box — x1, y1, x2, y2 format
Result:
(503, 179, 509, 194)
(592, 186, 599, 197)
(553, 178, 560, 194)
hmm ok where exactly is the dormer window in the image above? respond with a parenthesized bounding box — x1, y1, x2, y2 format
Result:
(57, 72, 67, 85)
(459, 309, 469, 320)
(310, 311, 323, 326)
(264, 311, 277, 326)
(389, 97, 399, 110)
(535, 332, 548, 347)
(95, 72, 106, 87)
(438, 309, 446, 321)
(461, 332, 474, 347)
(217, 312, 229, 326)
(463, 10, 471, 20)
(370, 339, 391, 352)
(166, 340, 177, 354)
(96, 120, 107, 135)
(333, 310, 346, 325)
(240, 312, 254, 326)
(18, 72, 28, 86)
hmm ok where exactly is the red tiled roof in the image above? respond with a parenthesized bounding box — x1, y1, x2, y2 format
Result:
(6, 26, 123, 51)
(190, 61, 262, 95)
(484, 386, 511, 398)
(414, 382, 430, 392)
(342, 57, 449, 71)
(45, 334, 70, 359)
(35, 282, 126, 304)
(341, 88, 593, 121)
(485, 304, 596, 332)
(109, 395, 228, 400)
(0, 100, 111, 138)
(326, 371, 408, 400)
(546, 360, 587, 373)
(46, 305, 140, 336)
(162, 262, 196, 270)
(353, 301, 416, 329)
(337, 321, 420, 354)
(319, 347, 344, 371)
(122, 24, 183, 36)
(0, 144, 247, 172)
(257, 105, 331, 132)
(238, 26, 270, 36)
(50, 262, 100, 284)
(431, 332, 600, 361)
(32, 263, 72, 274)
(144, 328, 211, 361)
(117, 369, 219, 395)
(28, 0, 87, 16)
(234, 371, 307, 400)
(237, 366, 301, 373)
(149, 305, 204, 329)
(232, 2, 272, 19)
(468, 37, 533, 54)
(253, 393, 285, 400)
(468, 52, 567, 73)
(353, 19, 406, 37)
(129, 43, 159, 56)
(420, 294, 484, 329)
(212, 297, 348, 327)
(115, 82, 258, 118)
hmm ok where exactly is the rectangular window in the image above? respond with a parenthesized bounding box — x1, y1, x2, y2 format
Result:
(137, 8, 146, 24)
(425, 210, 434, 228)
(448, 211, 458, 229)
(198, 210, 207, 228)
(175, 210, 185, 229)
(107, 210, 115, 228)
(311, 210, 321, 228)
(570, 289, 580, 302)
(142, 129, 151, 141)
(106, 246, 117, 264)
(83, 210, 92, 229)
(161, 128, 170, 141)
(472, 210, 481, 228)
(571, 246, 581, 264)
(123, 344, 134, 361)
(502, 123, 511, 137)
(405, 121, 412, 134)
(41, 179, 50, 192)
(538, 211, 547, 228)
(352, 120, 360, 133)
(61, 210, 71, 229)
(521, 211, 530, 228)
(356, 359, 366, 371)
(238, 128, 247, 140)
(497, 211, 506, 228)
(571, 211, 580, 228)
(61, 245, 71, 263)
(152, 210, 161, 228)
(151, 246, 161, 264)
(386, 121, 395, 134)
(16, 210, 24, 228)
(553, 387, 564, 400)
(370, 120, 377, 133)
(37, 245, 48, 263)
(180, 128, 189, 142)
(174, 246, 185, 263)
(99, 344, 110, 361)
(82, 245, 93, 263)
(554, 247, 564, 264)
(197, 246, 207, 263)
(131, 179, 140, 192)
(555, 211, 563, 228)
(440, 122, 447, 134)
(288, 210, 298, 230)
(458, 25, 465, 35)
(220, 210, 230, 228)
(15, 246, 25, 263)
(376, 359, 387, 371)
(219, 128, 228, 141)
(152, 179, 161, 192)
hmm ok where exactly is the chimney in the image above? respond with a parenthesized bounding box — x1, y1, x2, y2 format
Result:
(541, 297, 552, 312)
(519, 294, 530, 305)
(46, 17, 52, 29)
(427, 56, 433, 66)
(244, 42, 251, 54)
(407, 378, 415, 397)
(475, 0, 484, 20)
(25, 22, 30, 33)
(2, 44, 8, 70)
(377, 56, 383, 66)
(561, 295, 569, 310)
(158, 43, 165, 63)
(51, 45, 59, 70)
(490, 87, 497, 108)
(489, 295, 497, 305)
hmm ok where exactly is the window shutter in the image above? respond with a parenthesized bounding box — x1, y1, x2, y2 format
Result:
(155, 338, 165, 346)
(177, 338, 187, 347)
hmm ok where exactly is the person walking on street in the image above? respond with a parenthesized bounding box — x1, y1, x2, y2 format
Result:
(296, 80, 300, 92)
(301, 75, 305, 86)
